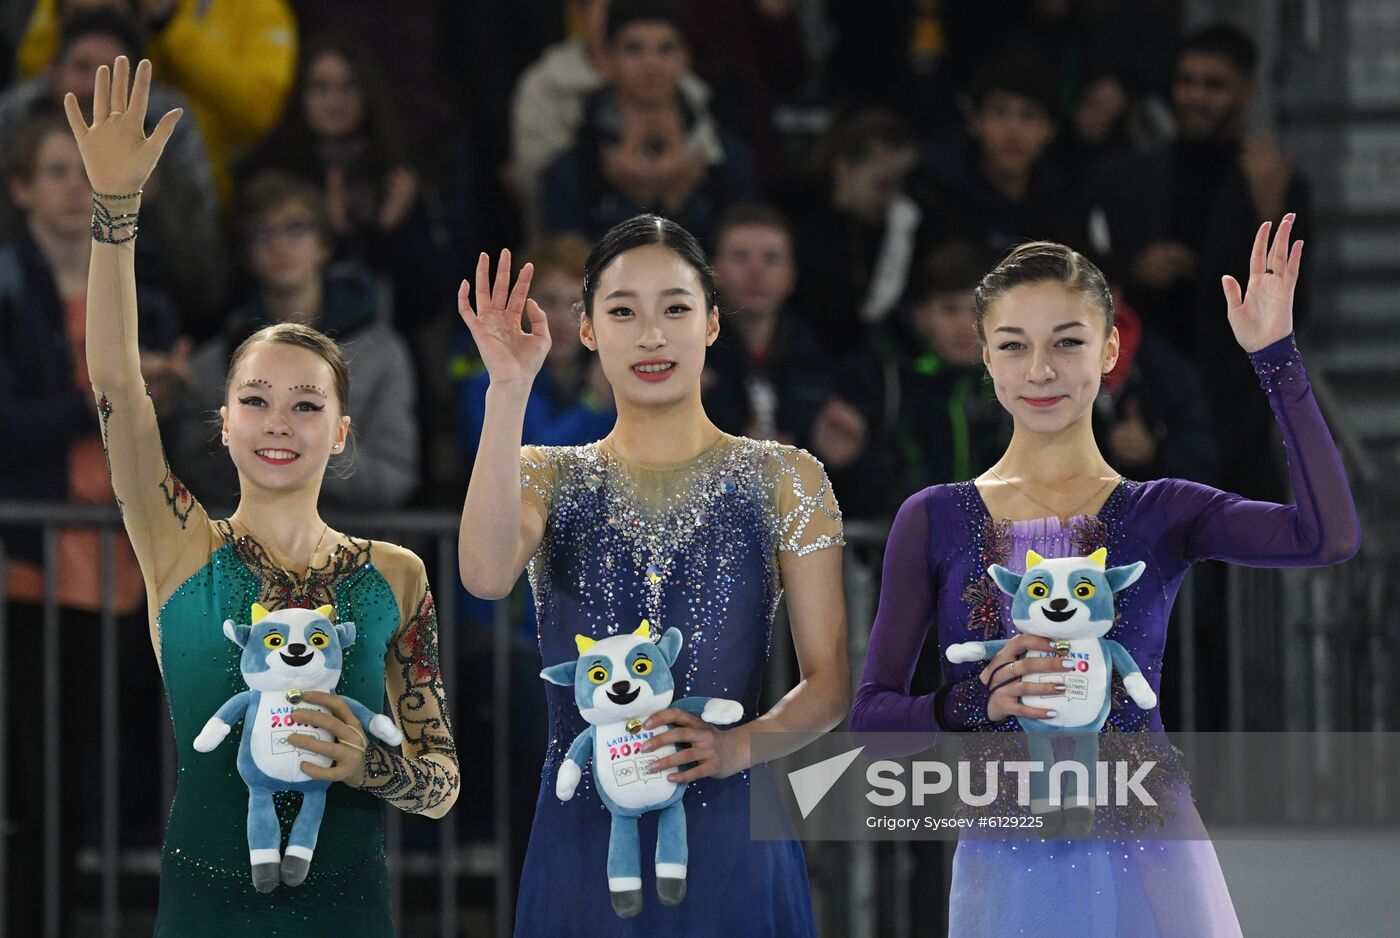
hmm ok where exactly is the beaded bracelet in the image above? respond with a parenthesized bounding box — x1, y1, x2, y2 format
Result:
(91, 197, 139, 244)
(92, 188, 143, 201)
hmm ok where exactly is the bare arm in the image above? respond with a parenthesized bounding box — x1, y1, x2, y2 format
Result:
(456, 251, 551, 598)
(65, 57, 205, 590)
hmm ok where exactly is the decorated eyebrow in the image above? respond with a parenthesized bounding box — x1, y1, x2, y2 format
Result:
(237, 379, 273, 390)
(288, 385, 327, 395)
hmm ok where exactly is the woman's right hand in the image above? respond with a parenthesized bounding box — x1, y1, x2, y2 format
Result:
(457, 249, 551, 389)
(62, 56, 182, 195)
(979, 633, 1070, 722)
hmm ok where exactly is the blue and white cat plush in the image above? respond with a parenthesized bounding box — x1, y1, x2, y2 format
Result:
(541, 619, 744, 919)
(946, 549, 1157, 836)
(194, 603, 405, 892)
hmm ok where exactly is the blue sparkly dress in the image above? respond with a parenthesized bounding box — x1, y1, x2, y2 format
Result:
(851, 335, 1361, 936)
(513, 434, 843, 937)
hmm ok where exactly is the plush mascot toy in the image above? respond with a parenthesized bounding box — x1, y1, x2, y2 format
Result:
(946, 549, 1156, 835)
(541, 619, 744, 918)
(194, 603, 405, 892)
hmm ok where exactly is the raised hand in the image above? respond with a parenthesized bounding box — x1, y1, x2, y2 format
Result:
(1222, 213, 1303, 353)
(62, 56, 182, 195)
(457, 249, 551, 388)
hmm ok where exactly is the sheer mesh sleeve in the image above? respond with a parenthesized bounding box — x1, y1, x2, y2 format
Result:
(851, 490, 941, 731)
(775, 448, 844, 555)
(520, 444, 557, 523)
(1159, 335, 1362, 568)
(361, 558, 460, 819)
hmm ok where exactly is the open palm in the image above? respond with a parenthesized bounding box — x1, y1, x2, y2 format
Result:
(1221, 213, 1303, 353)
(457, 249, 551, 387)
(63, 56, 182, 195)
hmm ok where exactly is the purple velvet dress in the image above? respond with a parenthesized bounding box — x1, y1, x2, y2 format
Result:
(851, 335, 1360, 936)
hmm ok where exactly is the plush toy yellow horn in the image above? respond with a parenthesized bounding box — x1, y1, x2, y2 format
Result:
(575, 634, 597, 653)
(1026, 550, 1045, 569)
(250, 603, 270, 624)
(634, 619, 651, 637)
(1087, 548, 1108, 568)
(315, 604, 334, 620)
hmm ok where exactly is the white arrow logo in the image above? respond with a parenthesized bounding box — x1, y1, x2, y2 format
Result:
(788, 746, 865, 819)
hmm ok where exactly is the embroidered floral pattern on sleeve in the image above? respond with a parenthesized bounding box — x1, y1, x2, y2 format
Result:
(95, 392, 124, 516)
(362, 586, 460, 815)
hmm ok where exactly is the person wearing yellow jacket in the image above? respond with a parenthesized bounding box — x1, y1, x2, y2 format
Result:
(18, 0, 297, 201)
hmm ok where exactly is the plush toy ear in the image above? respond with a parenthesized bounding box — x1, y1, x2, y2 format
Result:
(315, 604, 335, 621)
(988, 564, 1023, 596)
(223, 619, 251, 648)
(1025, 550, 1045, 569)
(540, 661, 578, 685)
(575, 634, 597, 654)
(1105, 561, 1145, 593)
(335, 621, 357, 648)
(657, 628, 683, 667)
(1086, 548, 1108, 569)
(634, 619, 651, 638)
(250, 603, 270, 624)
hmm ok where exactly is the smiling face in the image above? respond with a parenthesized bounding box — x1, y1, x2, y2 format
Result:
(579, 242, 719, 409)
(989, 550, 1144, 639)
(572, 633, 677, 722)
(980, 281, 1118, 434)
(220, 342, 351, 494)
(234, 607, 351, 692)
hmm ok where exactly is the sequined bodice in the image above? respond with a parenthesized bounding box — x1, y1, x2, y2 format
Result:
(523, 436, 842, 770)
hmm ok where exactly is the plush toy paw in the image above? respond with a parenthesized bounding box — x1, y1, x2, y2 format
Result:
(945, 642, 987, 664)
(368, 714, 404, 746)
(252, 859, 281, 893)
(556, 759, 581, 801)
(610, 887, 644, 918)
(701, 698, 743, 725)
(657, 875, 687, 906)
(1123, 673, 1158, 710)
(1064, 804, 1096, 837)
(193, 717, 231, 752)
(281, 846, 313, 887)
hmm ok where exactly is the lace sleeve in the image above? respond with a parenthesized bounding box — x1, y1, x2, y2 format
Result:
(520, 444, 557, 522)
(775, 447, 844, 555)
(361, 572, 460, 818)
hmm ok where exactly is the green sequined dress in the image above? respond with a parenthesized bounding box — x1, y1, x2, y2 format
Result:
(93, 384, 458, 936)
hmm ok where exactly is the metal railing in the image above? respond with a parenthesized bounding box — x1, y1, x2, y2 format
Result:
(0, 500, 1386, 937)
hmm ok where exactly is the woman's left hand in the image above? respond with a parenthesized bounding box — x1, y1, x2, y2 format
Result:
(637, 708, 744, 783)
(287, 690, 369, 788)
(1222, 213, 1302, 353)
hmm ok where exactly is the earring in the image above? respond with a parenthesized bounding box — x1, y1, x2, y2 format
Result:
(221, 432, 229, 446)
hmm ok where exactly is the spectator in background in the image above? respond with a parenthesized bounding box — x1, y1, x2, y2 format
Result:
(710, 203, 830, 447)
(173, 171, 419, 509)
(0, 8, 224, 336)
(1094, 299, 1219, 486)
(242, 35, 450, 334)
(1, 114, 179, 934)
(786, 107, 928, 352)
(1088, 24, 1308, 499)
(821, 239, 1005, 519)
(924, 50, 1082, 254)
(14, 0, 297, 201)
(511, 0, 715, 240)
(687, 0, 810, 179)
(454, 234, 615, 471)
(541, 0, 757, 245)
